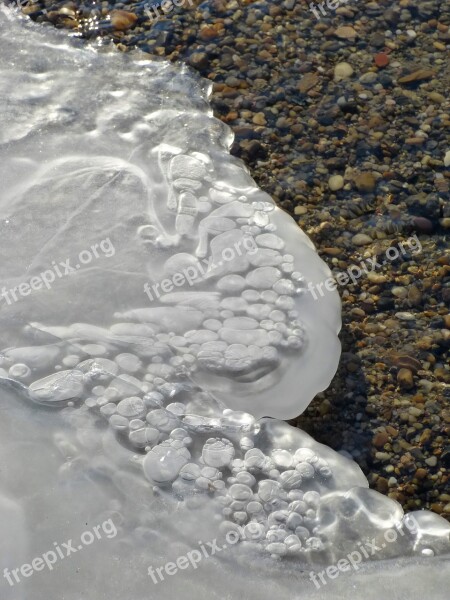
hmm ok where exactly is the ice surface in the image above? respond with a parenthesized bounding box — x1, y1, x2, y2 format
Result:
(0, 7, 449, 600)
(0, 4, 341, 420)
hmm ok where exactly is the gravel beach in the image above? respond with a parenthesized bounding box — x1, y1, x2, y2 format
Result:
(12, 0, 450, 519)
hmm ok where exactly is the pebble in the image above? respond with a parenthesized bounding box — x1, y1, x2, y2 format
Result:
(334, 63, 353, 81)
(334, 26, 357, 39)
(110, 9, 137, 31)
(397, 368, 414, 390)
(352, 233, 373, 246)
(328, 175, 344, 191)
(444, 150, 450, 167)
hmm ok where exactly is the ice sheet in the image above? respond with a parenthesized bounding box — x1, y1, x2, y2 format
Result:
(0, 7, 448, 600)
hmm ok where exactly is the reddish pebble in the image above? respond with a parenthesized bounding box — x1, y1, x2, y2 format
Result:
(374, 53, 390, 68)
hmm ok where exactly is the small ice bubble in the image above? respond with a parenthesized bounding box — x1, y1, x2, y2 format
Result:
(202, 438, 235, 468)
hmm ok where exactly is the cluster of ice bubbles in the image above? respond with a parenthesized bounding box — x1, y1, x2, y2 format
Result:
(1, 343, 449, 565)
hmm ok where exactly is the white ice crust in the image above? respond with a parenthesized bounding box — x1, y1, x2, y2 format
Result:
(0, 7, 448, 600)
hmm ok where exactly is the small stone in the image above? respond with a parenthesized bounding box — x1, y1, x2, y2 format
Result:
(297, 73, 319, 93)
(374, 53, 390, 68)
(367, 272, 387, 284)
(392, 354, 422, 373)
(428, 92, 445, 104)
(412, 216, 433, 233)
(415, 468, 427, 480)
(359, 72, 378, 85)
(110, 10, 138, 31)
(328, 174, 344, 191)
(352, 233, 372, 246)
(334, 63, 354, 81)
(334, 26, 357, 39)
(373, 432, 389, 448)
(353, 172, 376, 192)
(444, 150, 450, 167)
(188, 52, 209, 70)
(425, 456, 437, 467)
(398, 69, 435, 84)
(397, 368, 414, 390)
(252, 112, 267, 126)
(294, 206, 307, 216)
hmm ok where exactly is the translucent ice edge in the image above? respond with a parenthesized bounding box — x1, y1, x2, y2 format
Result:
(0, 6, 448, 600)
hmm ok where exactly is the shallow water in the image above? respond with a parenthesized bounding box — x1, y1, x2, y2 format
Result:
(0, 6, 449, 600)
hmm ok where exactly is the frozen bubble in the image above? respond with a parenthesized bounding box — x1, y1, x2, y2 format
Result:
(303, 491, 321, 508)
(166, 402, 186, 416)
(217, 274, 247, 293)
(246, 267, 281, 289)
(82, 344, 107, 357)
(146, 409, 179, 432)
(8, 363, 31, 380)
(115, 353, 142, 373)
(258, 480, 282, 503)
(143, 443, 190, 485)
(232, 511, 248, 525)
(271, 449, 294, 469)
(294, 448, 316, 463)
(287, 512, 303, 530)
(100, 403, 117, 417)
(117, 396, 146, 418)
(255, 233, 285, 250)
(290, 500, 308, 515)
(273, 279, 295, 295)
(306, 537, 323, 551)
(288, 490, 304, 501)
(269, 310, 285, 323)
(236, 472, 256, 487)
(246, 501, 263, 515)
(202, 438, 235, 467)
(78, 358, 119, 380)
(285, 534, 302, 551)
(92, 385, 106, 396)
(295, 462, 315, 479)
(170, 428, 189, 440)
(109, 415, 129, 431)
(276, 295, 295, 310)
(267, 511, 289, 528)
(243, 522, 265, 540)
(260, 290, 278, 303)
(242, 289, 260, 302)
(244, 448, 266, 469)
(30, 369, 84, 402)
(295, 526, 310, 541)
(201, 466, 220, 479)
(143, 391, 164, 408)
(62, 355, 81, 368)
(240, 436, 254, 451)
(229, 484, 253, 502)
(196, 476, 212, 490)
(129, 427, 160, 448)
(204, 319, 222, 332)
(279, 470, 303, 490)
(179, 463, 202, 481)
